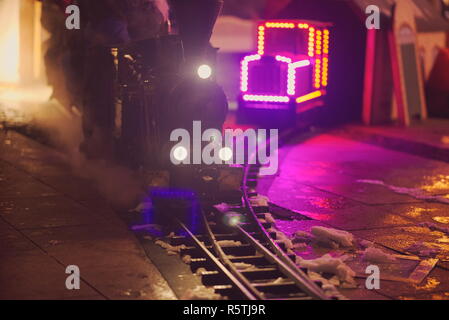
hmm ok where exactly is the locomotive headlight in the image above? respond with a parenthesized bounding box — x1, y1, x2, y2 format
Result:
(218, 147, 233, 162)
(173, 146, 188, 162)
(197, 64, 212, 79)
(223, 212, 244, 227)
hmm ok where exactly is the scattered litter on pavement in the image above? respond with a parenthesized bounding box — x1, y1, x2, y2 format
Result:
(181, 285, 223, 300)
(358, 180, 449, 204)
(214, 202, 240, 213)
(182, 255, 192, 265)
(293, 230, 313, 244)
(217, 240, 242, 247)
(122, 289, 147, 298)
(264, 213, 276, 224)
(249, 195, 269, 207)
(361, 247, 397, 263)
(195, 268, 207, 276)
(406, 241, 440, 258)
(272, 277, 291, 284)
(419, 222, 449, 235)
(233, 262, 255, 270)
(359, 239, 375, 248)
(155, 239, 186, 256)
(129, 201, 152, 213)
(307, 270, 349, 298)
(274, 231, 294, 249)
(48, 240, 61, 246)
(310, 226, 354, 248)
(296, 254, 357, 288)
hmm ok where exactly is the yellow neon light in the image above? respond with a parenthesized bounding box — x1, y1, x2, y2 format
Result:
(296, 90, 323, 104)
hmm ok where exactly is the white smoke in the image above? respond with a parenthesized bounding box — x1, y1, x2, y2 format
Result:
(0, 87, 143, 209)
(155, 0, 170, 21)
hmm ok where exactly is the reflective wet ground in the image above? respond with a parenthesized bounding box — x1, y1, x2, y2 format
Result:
(258, 133, 449, 300)
(0, 130, 176, 300)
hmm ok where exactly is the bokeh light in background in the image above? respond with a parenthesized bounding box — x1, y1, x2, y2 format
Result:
(0, 0, 20, 84)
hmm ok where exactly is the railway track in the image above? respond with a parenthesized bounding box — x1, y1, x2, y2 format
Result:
(166, 161, 330, 300)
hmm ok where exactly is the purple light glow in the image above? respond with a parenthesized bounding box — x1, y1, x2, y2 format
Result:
(243, 94, 290, 103)
(287, 59, 311, 96)
(240, 54, 261, 92)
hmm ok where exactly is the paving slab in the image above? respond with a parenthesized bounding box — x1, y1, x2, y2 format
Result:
(260, 132, 449, 299)
(262, 184, 414, 231)
(0, 196, 103, 229)
(375, 202, 449, 226)
(375, 267, 449, 299)
(0, 131, 176, 300)
(37, 175, 106, 202)
(0, 251, 102, 300)
(0, 161, 60, 199)
(0, 218, 40, 255)
(352, 226, 449, 261)
(262, 135, 444, 205)
(339, 119, 449, 163)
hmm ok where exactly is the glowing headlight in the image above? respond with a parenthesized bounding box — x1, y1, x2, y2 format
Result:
(197, 64, 212, 79)
(173, 146, 188, 162)
(223, 212, 244, 227)
(218, 147, 233, 162)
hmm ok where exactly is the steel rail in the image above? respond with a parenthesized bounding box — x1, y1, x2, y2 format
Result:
(176, 218, 257, 300)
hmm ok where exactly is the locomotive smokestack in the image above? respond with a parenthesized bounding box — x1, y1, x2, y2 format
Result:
(169, 0, 223, 60)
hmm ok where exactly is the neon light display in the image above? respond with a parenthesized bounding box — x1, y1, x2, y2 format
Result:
(240, 20, 331, 106)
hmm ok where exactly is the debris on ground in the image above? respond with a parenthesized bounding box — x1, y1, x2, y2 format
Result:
(249, 195, 269, 207)
(233, 262, 254, 270)
(293, 230, 314, 244)
(361, 246, 397, 263)
(406, 241, 439, 258)
(195, 268, 207, 276)
(214, 203, 232, 213)
(182, 255, 192, 265)
(272, 277, 291, 284)
(181, 285, 223, 300)
(296, 254, 357, 287)
(419, 222, 449, 235)
(48, 240, 61, 246)
(274, 231, 294, 249)
(293, 242, 309, 251)
(129, 201, 152, 213)
(122, 289, 147, 298)
(359, 239, 375, 248)
(155, 239, 186, 256)
(307, 271, 348, 299)
(358, 180, 449, 204)
(217, 240, 242, 247)
(264, 213, 276, 224)
(310, 226, 354, 248)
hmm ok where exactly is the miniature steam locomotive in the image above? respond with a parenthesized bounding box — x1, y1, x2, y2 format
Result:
(111, 0, 238, 197)
(113, 0, 228, 169)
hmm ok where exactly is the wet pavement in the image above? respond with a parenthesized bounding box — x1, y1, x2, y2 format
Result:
(0, 130, 176, 300)
(258, 132, 449, 300)
(3, 117, 449, 300)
